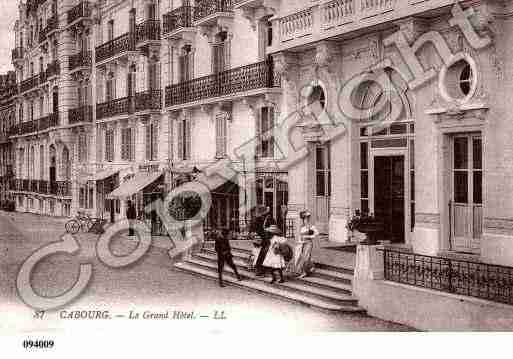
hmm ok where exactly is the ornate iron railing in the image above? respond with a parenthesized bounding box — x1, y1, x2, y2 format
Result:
(12, 47, 24, 61)
(67, 1, 91, 24)
(45, 60, 60, 78)
(19, 74, 40, 93)
(22, 179, 30, 192)
(95, 32, 136, 63)
(135, 19, 161, 43)
(163, 6, 193, 34)
(56, 181, 71, 197)
(194, 0, 233, 21)
(165, 59, 279, 106)
(69, 105, 93, 124)
(69, 51, 92, 71)
(96, 96, 131, 119)
(37, 179, 49, 194)
(0, 85, 18, 101)
(383, 248, 513, 306)
(39, 14, 58, 42)
(135, 90, 162, 112)
(38, 113, 59, 131)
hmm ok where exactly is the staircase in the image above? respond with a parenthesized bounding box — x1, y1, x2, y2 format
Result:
(174, 244, 365, 313)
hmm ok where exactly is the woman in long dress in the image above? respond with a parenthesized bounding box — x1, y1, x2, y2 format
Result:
(295, 210, 319, 278)
(262, 225, 287, 284)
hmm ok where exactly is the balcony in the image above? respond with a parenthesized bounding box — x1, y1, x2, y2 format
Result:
(55, 181, 72, 197)
(69, 105, 93, 124)
(163, 6, 194, 37)
(272, 0, 459, 52)
(0, 85, 18, 102)
(39, 14, 58, 43)
(12, 179, 70, 196)
(69, 51, 92, 72)
(37, 180, 49, 194)
(40, 60, 60, 83)
(135, 90, 162, 112)
(95, 32, 136, 64)
(96, 96, 131, 120)
(165, 59, 279, 107)
(11, 47, 24, 62)
(67, 1, 92, 25)
(38, 113, 59, 132)
(19, 74, 40, 93)
(135, 19, 161, 46)
(193, 0, 233, 26)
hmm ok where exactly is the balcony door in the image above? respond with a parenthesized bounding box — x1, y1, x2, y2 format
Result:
(212, 31, 228, 74)
(314, 143, 331, 233)
(450, 134, 483, 253)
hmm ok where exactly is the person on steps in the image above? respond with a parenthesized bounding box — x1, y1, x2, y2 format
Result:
(215, 229, 242, 287)
(262, 225, 287, 284)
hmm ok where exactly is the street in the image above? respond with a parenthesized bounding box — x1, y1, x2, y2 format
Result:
(0, 211, 411, 333)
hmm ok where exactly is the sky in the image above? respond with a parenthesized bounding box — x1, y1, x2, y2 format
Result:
(0, 1, 18, 74)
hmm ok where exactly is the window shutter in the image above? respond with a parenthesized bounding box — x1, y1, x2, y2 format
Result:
(189, 51, 194, 80)
(152, 123, 158, 161)
(269, 107, 275, 157)
(145, 124, 151, 160)
(179, 55, 185, 82)
(131, 127, 135, 161)
(185, 119, 191, 160)
(176, 120, 183, 160)
(255, 108, 261, 158)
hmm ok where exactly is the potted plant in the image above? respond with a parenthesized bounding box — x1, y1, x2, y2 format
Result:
(346, 210, 383, 245)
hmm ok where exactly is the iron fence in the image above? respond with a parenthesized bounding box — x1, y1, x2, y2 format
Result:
(163, 6, 193, 34)
(383, 248, 513, 305)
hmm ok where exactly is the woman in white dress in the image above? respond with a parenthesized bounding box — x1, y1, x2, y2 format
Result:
(262, 225, 287, 284)
(296, 210, 319, 278)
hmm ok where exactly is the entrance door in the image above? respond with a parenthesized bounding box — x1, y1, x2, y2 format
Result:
(451, 134, 482, 252)
(374, 156, 405, 243)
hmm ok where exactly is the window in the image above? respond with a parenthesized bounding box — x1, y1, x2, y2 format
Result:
(148, 61, 158, 90)
(105, 129, 114, 162)
(39, 145, 44, 178)
(39, 97, 44, 117)
(177, 119, 190, 160)
(127, 65, 136, 97)
(146, 123, 158, 161)
(459, 64, 472, 96)
(107, 20, 114, 41)
(78, 133, 88, 163)
(79, 184, 94, 209)
(212, 32, 229, 74)
(106, 72, 115, 101)
(215, 113, 227, 158)
(267, 20, 273, 47)
(179, 45, 193, 82)
(256, 107, 274, 158)
(121, 127, 134, 161)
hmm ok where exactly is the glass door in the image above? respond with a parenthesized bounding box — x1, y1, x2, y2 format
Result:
(314, 143, 331, 232)
(451, 134, 483, 252)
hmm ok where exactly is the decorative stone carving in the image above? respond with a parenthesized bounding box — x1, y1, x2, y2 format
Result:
(314, 41, 336, 75)
(394, 17, 429, 44)
(272, 52, 299, 91)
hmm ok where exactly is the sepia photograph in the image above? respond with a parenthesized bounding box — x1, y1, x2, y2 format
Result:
(0, 0, 512, 356)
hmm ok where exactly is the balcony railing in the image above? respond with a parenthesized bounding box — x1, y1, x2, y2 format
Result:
(69, 51, 92, 71)
(0, 85, 18, 101)
(193, 0, 233, 22)
(163, 6, 193, 34)
(165, 59, 279, 107)
(135, 90, 162, 112)
(383, 248, 513, 306)
(67, 1, 91, 24)
(39, 14, 58, 42)
(45, 60, 60, 78)
(19, 74, 39, 93)
(135, 19, 161, 43)
(11, 47, 24, 62)
(96, 96, 131, 120)
(38, 113, 59, 131)
(69, 105, 93, 124)
(95, 32, 136, 63)
(37, 180, 49, 194)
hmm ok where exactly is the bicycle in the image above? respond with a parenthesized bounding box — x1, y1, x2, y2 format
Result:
(65, 211, 93, 234)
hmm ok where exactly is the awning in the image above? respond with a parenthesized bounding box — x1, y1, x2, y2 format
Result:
(107, 172, 163, 199)
(193, 173, 238, 193)
(89, 167, 122, 182)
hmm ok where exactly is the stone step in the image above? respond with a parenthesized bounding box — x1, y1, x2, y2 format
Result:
(187, 256, 358, 306)
(174, 261, 364, 313)
(196, 250, 353, 293)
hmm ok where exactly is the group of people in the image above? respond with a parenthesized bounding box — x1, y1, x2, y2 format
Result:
(213, 205, 319, 287)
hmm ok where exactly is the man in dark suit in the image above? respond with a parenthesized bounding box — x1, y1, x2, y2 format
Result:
(249, 206, 276, 277)
(126, 200, 137, 237)
(215, 229, 242, 287)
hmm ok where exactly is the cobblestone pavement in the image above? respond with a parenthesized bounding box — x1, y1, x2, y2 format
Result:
(0, 211, 413, 334)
